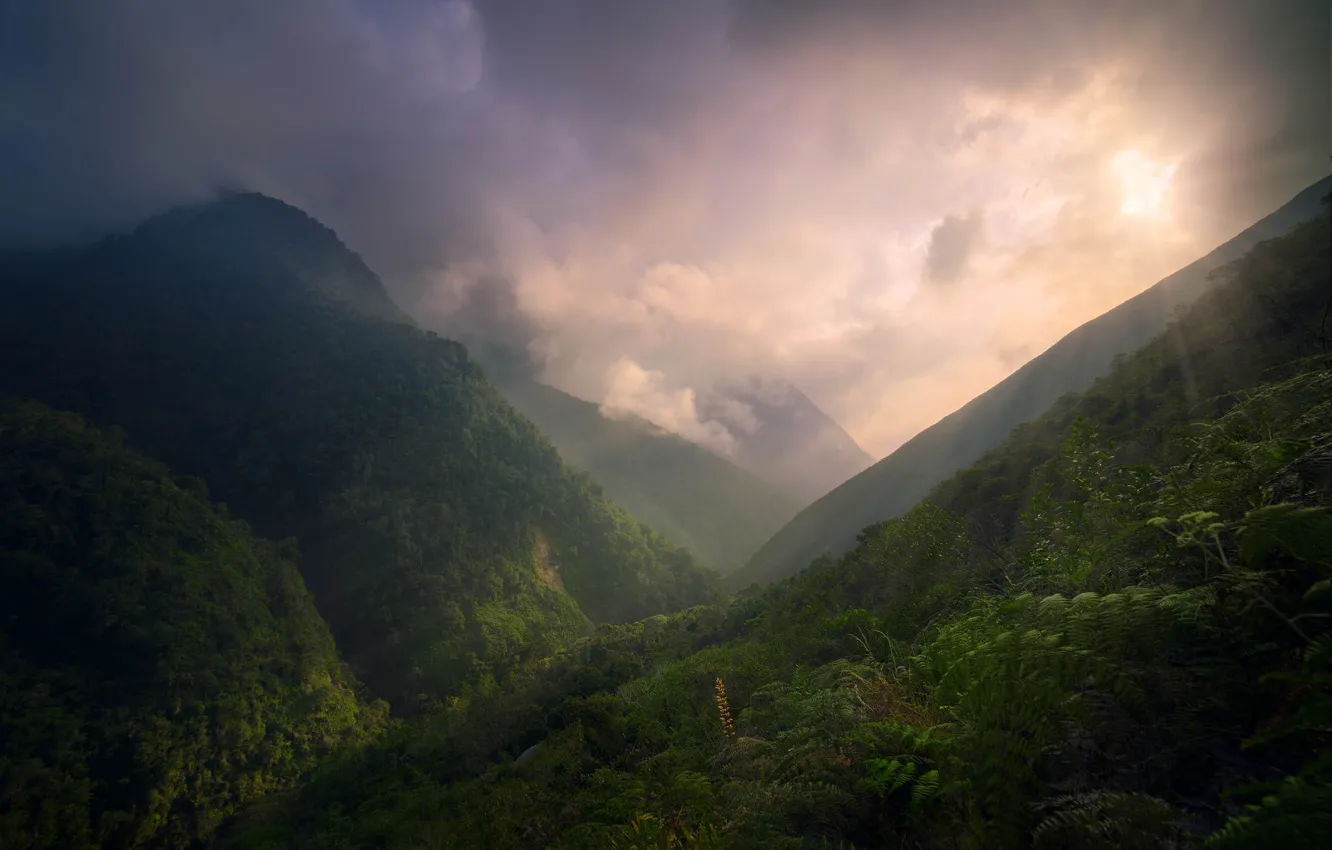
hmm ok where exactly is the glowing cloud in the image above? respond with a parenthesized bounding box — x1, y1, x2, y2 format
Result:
(1113, 149, 1179, 219)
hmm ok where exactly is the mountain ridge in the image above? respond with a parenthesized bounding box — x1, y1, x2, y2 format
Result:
(123, 191, 412, 323)
(731, 174, 1332, 588)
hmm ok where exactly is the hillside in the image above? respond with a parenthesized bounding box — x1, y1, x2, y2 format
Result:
(698, 377, 875, 504)
(492, 375, 800, 573)
(733, 174, 1332, 588)
(931, 206, 1332, 542)
(0, 401, 386, 850)
(0, 193, 719, 713)
(225, 213, 1332, 849)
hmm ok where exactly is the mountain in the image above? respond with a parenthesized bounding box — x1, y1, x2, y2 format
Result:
(731, 174, 1332, 588)
(929, 205, 1332, 541)
(490, 375, 800, 573)
(227, 210, 1332, 850)
(697, 376, 875, 504)
(130, 186, 413, 324)
(0, 401, 386, 849)
(0, 192, 719, 712)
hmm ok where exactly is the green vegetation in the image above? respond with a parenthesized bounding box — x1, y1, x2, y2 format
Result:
(0, 193, 719, 713)
(3, 195, 1328, 849)
(735, 176, 1332, 589)
(493, 375, 800, 573)
(0, 402, 387, 849)
(223, 212, 1332, 848)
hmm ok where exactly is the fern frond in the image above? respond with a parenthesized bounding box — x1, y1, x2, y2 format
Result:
(1033, 791, 1188, 849)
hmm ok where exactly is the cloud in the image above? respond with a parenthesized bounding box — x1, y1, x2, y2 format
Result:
(600, 358, 739, 456)
(924, 212, 984, 286)
(0, 0, 492, 271)
(1, 0, 1327, 456)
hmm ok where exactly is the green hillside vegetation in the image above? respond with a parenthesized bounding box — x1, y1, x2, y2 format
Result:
(0, 402, 387, 850)
(224, 212, 1332, 848)
(493, 376, 800, 573)
(0, 194, 718, 714)
(734, 175, 1332, 588)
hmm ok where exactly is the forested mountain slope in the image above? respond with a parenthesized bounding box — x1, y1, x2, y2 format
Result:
(735, 175, 1332, 588)
(929, 205, 1332, 542)
(0, 402, 386, 850)
(227, 211, 1332, 849)
(0, 193, 719, 712)
(493, 375, 800, 573)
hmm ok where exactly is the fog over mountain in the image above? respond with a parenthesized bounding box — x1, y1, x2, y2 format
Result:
(695, 377, 874, 503)
(1, 0, 1326, 457)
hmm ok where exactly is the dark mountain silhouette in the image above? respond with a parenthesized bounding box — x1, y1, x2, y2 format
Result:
(0, 192, 719, 711)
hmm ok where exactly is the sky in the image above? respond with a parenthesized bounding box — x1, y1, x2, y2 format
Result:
(1, 0, 1328, 458)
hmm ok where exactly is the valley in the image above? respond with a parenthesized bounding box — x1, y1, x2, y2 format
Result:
(2, 189, 1329, 849)
(2, 3, 1328, 846)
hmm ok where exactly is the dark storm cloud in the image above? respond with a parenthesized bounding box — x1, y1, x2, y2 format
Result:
(2, 0, 1323, 260)
(0, 0, 729, 296)
(924, 212, 982, 286)
(0, 2, 469, 261)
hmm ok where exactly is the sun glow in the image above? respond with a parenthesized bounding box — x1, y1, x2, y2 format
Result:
(1112, 149, 1178, 219)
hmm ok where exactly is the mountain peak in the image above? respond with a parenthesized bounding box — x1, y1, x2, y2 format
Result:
(122, 190, 409, 323)
(698, 375, 873, 504)
(134, 190, 329, 243)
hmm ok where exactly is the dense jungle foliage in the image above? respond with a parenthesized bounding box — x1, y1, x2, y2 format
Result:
(223, 212, 1332, 848)
(0, 402, 387, 850)
(0, 194, 719, 713)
